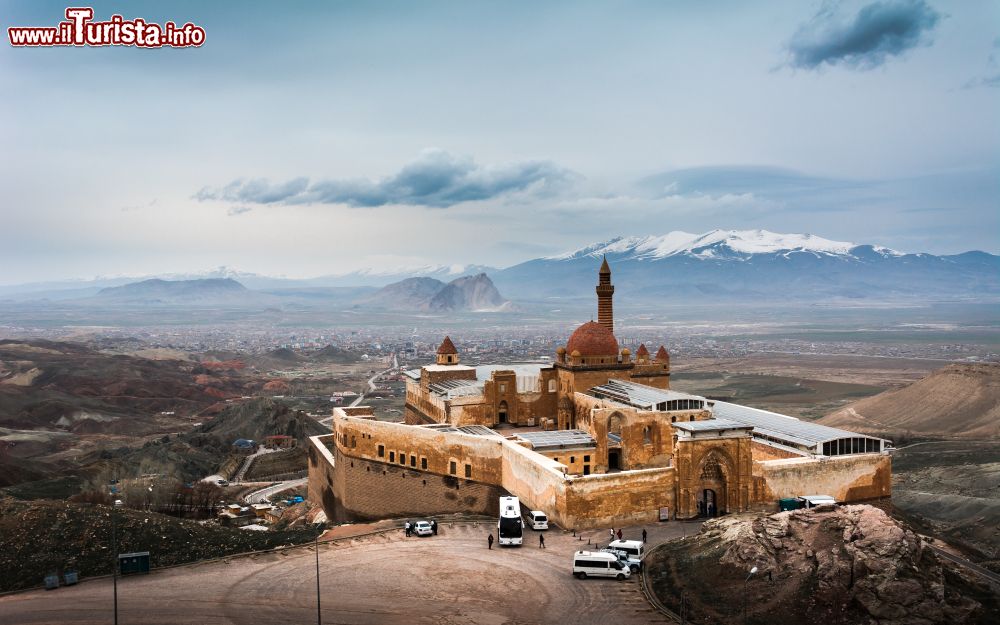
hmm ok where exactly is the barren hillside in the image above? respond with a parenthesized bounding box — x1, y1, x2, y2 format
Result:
(820, 363, 1000, 439)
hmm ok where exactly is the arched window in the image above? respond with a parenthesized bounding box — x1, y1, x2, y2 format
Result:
(548, 379, 557, 393)
(643, 426, 651, 444)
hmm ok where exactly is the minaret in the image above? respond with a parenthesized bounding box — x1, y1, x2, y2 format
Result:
(596, 255, 614, 332)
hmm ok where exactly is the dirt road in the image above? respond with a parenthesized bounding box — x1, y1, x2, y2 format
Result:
(0, 520, 695, 624)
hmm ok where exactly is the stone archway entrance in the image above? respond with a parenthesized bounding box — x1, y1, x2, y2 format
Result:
(697, 455, 728, 516)
(498, 401, 509, 424)
(608, 450, 621, 471)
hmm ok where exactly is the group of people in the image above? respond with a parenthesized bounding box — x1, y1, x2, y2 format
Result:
(486, 526, 649, 549)
(608, 527, 648, 542)
(403, 519, 438, 537)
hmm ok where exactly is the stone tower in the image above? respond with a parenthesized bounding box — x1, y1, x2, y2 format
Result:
(436, 336, 459, 365)
(596, 255, 614, 332)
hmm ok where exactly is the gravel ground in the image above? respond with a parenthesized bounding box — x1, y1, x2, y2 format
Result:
(0, 519, 700, 624)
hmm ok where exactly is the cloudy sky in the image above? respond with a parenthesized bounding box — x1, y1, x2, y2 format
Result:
(2, 0, 997, 283)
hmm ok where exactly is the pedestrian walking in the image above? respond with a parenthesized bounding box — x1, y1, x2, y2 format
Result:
(609, 528, 615, 542)
(641, 528, 647, 543)
(404, 521, 411, 537)
(616, 528, 623, 540)
(539, 533, 545, 549)
(488, 534, 494, 550)
(431, 520, 438, 535)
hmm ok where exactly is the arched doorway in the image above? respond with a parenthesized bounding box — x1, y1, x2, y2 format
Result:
(697, 489, 717, 518)
(498, 400, 508, 424)
(697, 454, 728, 516)
(607, 412, 624, 471)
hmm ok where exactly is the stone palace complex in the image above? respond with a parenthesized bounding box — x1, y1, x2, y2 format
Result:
(309, 259, 892, 529)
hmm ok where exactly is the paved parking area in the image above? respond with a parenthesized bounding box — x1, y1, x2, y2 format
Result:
(0, 519, 700, 624)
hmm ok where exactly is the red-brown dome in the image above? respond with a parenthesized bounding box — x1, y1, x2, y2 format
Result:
(566, 321, 619, 357)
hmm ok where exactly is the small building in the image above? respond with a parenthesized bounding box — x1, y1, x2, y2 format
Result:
(251, 503, 274, 518)
(263, 435, 295, 450)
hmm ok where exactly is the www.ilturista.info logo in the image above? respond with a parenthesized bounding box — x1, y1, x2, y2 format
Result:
(8, 7, 205, 48)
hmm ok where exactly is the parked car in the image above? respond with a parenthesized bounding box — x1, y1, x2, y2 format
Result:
(573, 550, 630, 580)
(606, 539, 644, 571)
(413, 520, 434, 537)
(599, 548, 635, 572)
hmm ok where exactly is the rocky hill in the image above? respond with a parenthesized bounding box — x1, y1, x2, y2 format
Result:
(647, 505, 995, 624)
(356, 276, 448, 309)
(356, 273, 511, 311)
(97, 398, 326, 485)
(820, 364, 1000, 440)
(428, 273, 510, 311)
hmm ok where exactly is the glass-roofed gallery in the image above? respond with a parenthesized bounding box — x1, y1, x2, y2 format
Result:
(590, 379, 889, 458)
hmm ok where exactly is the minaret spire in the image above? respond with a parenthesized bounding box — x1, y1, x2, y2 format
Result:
(596, 255, 614, 332)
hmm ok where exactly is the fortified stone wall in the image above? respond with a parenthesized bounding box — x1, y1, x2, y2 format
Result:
(308, 435, 338, 517)
(562, 468, 676, 528)
(329, 446, 505, 521)
(333, 415, 506, 484)
(753, 453, 892, 502)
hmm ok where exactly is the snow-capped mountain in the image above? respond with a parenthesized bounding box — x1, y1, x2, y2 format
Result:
(493, 230, 998, 302)
(547, 229, 900, 262)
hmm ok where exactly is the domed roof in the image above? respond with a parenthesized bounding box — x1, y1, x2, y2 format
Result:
(566, 321, 619, 357)
(636, 343, 649, 357)
(437, 336, 458, 355)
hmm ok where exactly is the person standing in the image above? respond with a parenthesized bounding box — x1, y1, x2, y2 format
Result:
(641, 528, 647, 543)
(539, 533, 545, 549)
(488, 533, 494, 550)
(616, 528, 623, 541)
(431, 520, 438, 535)
(609, 528, 615, 542)
(404, 521, 411, 537)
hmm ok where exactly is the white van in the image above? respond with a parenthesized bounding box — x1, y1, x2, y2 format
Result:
(529, 510, 548, 530)
(798, 495, 837, 509)
(572, 550, 631, 580)
(607, 539, 644, 571)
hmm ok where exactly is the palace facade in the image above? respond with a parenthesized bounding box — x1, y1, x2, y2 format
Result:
(309, 259, 892, 528)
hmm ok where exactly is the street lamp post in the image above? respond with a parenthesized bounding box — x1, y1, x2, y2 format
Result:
(743, 566, 758, 624)
(315, 532, 321, 625)
(111, 497, 123, 625)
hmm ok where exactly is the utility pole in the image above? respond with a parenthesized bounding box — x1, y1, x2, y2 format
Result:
(315, 532, 321, 625)
(743, 566, 757, 624)
(111, 473, 122, 625)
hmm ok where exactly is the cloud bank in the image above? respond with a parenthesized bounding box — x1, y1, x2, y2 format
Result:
(196, 149, 574, 209)
(787, 0, 941, 70)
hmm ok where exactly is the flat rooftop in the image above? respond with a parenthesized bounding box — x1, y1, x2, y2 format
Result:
(427, 378, 485, 398)
(517, 429, 596, 451)
(672, 418, 751, 433)
(418, 423, 501, 437)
